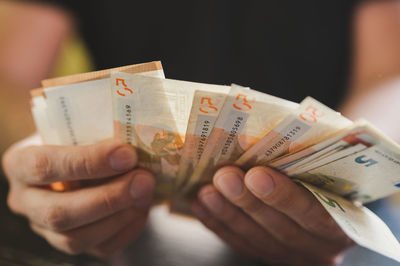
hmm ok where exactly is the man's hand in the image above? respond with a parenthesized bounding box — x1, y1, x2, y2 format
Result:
(191, 166, 354, 265)
(2, 134, 155, 257)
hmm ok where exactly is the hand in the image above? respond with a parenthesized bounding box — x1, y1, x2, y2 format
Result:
(191, 166, 354, 265)
(2, 134, 155, 257)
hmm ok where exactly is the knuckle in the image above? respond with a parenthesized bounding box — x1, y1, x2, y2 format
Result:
(6, 192, 20, 214)
(82, 155, 96, 178)
(58, 235, 84, 255)
(31, 151, 53, 183)
(65, 153, 96, 178)
(101, 190, 121, 214)
(42, 205, 68, 232)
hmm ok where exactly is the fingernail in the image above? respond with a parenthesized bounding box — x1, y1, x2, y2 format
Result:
(215, 171, 243, 199)
(199, 189, 223, 213)
(130, 174, 154, 208)
(109, 146, 136, 171)
(246, 169, 275, 196)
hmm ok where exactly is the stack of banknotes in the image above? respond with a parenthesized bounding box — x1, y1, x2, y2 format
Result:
(31, 61, 400, 262)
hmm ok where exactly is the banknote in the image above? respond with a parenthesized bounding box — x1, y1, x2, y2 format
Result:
(282, 123, 377, 173)
(175, 88, 230, 191)
(111, 72, 231, 199)
(235, 97, 353, 170)
(301, 182, 400, 263)
(31, 61, 164, 146)
(293, 122, 400, 203)
(269, 119, 380, 170)
(288, 143, 368, 176)
(40, 62, 164, 88)
(182, 84, 298, 195)
(31, 61, 164, 191)
(268, 128, 351, 170)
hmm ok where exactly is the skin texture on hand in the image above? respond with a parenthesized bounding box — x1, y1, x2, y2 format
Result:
(191, 166, 355, 265)
(2, 134, 155, 257)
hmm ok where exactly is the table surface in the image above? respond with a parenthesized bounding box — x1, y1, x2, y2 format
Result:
(1, 179, 399, 266)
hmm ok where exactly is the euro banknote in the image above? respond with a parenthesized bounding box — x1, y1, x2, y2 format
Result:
(182, 84, 298, 195)
(31, 61, 164, 146)
(283, 126, 378, 174)
(175, 88, 230, 191)
(235, 97, 353, 169)
(111, 72, 230, 198)
(268, 128, 351, 170)
(289, 121, 400, 203)
(301, 182, 400, 263)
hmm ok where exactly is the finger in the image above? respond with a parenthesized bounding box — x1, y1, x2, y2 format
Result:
(244, 166, 351, 242)
(11, 169, 155, 232)
(197, 185, 310, 265)
(190, 200, 260, 260)
(88, 215, 148, 258)
(213, 166, 350, 264)
(3, 139, 138, 185)
(30, 206, 145, 255)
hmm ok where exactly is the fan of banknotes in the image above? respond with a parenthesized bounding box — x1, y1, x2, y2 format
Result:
(31, 61, 400, 262)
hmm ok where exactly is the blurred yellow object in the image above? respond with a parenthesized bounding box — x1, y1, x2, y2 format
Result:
(50, 181, 81, 192)
(52, 34, 93, 77)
